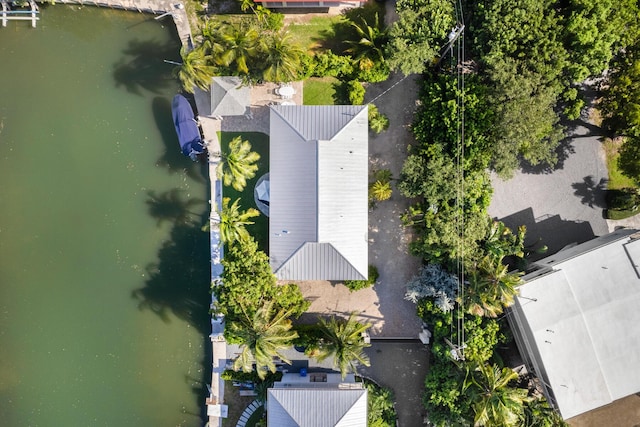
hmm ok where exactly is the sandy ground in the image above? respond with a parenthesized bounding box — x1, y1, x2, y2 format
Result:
(567, 394, 640, 427)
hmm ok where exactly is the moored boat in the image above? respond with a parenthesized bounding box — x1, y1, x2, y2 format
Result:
(171, 94, 205, 161)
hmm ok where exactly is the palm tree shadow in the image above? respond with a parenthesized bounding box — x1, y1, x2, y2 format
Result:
(146, 188, 205, 226)
(151, 96, 206, 183)
(113, 38, 180, 95)
(131, 220, 211, 336)
(572, 175, 608, 208)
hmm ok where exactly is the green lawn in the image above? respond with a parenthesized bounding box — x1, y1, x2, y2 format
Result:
(604, 137, 637, 190)
(286, 15, 347, 52)
(303, 77, 340, 105)
(219, 132, 270, 252)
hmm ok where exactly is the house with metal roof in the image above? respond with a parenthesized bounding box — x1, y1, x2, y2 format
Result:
(267, 372, 367, 426)
(507, 228, 640, 420)
(268, 105, 368, 281)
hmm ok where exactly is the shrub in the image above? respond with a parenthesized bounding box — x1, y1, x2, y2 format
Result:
(263, 12, 284, 31)
(344, 265, 379, 292)
(369, 180, 392, 202)
(301, 51, 354, 79)
(368, 104, 390, 133)
(346, 80, 365, 105)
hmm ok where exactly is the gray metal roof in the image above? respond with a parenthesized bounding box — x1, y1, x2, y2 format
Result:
(509, 229, 640, 419)
(269, 105, 368, 281)
(210, 76, 250, 116)
(267, 388, 367, 427)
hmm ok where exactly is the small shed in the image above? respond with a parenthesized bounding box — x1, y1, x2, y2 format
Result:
(194, 76, 250, 118)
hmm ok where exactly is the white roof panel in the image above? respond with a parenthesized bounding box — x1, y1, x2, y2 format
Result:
(512, 230, 640, 419)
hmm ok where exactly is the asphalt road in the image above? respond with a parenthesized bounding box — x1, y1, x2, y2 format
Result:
(489, 120, 610, 258)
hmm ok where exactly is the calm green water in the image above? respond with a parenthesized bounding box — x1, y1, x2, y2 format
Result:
(0, 6, 211, 426)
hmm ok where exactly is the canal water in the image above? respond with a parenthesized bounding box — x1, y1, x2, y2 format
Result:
(0, 6, 211, 426)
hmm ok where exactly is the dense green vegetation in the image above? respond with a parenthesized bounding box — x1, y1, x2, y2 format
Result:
(392, 0, 639, 424)
(189, 0, 640, 422)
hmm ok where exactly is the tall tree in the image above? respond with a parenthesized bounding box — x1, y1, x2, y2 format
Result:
(464, 255, 521, 318)
(219, 197, 260, 245)
(464, 363, 529, 427)
(215, 23, 259, 75)
(317, 313, 371, 379)
(346, 14, 388, 65)
(231, 300, 298, 379)
(260, 33, 304, 83)
(216, 136, 260, 191)
(618, 136, 640, 184)
(177, 46, 216, 93)
(386, 0, 454, 75)
(563, 0, 640, 80)
(215, 237, 309, 333)
(601, 42, 640, 137)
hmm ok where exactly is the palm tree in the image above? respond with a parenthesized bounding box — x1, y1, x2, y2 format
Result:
(216, 136, 261, 191)
(177, 45, 216, 93)
(369, 180, 393, 202)
(464, 363, 529, 427)
(464, 255, 521, 318)
(345, 14, 388, 66)
(317, 312, 371, 379)
(219, 197, 260, 245)
(231, 300, 298, 379)
(260, 33, 304, 83)
(216, 23, 259, 75)
(521, 397, 568, 427)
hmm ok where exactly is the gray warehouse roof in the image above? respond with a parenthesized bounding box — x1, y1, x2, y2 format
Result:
(269, 105, 368, 281)
(509, 229, 640, 419)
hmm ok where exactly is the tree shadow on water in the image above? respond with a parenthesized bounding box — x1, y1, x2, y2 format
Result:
(146, 188, 205, 226)
(151, 96, 206, 183)
(131, 220, 211, 336)
(113, 38, 180, 95)
(572, 175, 608, 209)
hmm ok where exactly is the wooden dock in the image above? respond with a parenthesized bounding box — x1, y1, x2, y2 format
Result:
(2, 1, 39, 28)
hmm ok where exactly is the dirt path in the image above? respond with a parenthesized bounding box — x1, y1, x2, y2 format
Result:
(365, 72, 424, 337)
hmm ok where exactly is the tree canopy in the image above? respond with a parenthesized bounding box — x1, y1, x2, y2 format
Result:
(214, 237, 309, 342)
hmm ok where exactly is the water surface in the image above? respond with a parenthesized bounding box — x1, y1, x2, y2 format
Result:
(0, 6, 210, 426)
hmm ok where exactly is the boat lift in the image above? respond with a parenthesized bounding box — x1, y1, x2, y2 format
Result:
(1, 1, 39, 28)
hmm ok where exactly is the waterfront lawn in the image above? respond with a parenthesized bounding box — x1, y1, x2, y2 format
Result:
(304, 77, 339, 105)
(219, 132, 270, 252)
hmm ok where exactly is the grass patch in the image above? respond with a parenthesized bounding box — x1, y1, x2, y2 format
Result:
(303, 77, 339, 105)
(606, 208, 640, 220)
(221, 380, 256, 427)
(286, 15, 347, 52)
(603, 137, 637, 190)
(219, 132, 270, 252)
